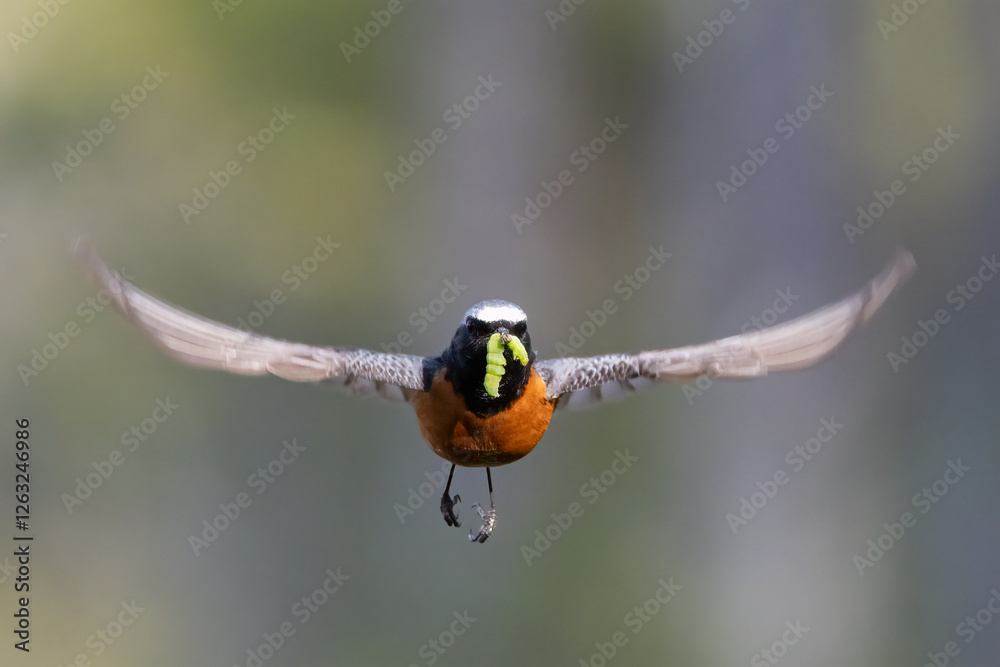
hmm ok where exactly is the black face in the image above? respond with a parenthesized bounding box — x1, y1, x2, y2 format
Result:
(443, 316, 534, 416)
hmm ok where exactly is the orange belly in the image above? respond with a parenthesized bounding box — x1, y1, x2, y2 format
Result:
(411, 368, 556, 467)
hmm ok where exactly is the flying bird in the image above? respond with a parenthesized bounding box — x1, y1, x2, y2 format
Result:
(76, 240, 914, 543)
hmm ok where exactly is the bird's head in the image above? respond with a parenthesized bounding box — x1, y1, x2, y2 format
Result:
(445, 300, 535, 414)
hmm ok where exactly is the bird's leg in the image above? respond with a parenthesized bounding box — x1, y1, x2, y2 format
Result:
(469, 467, 497, 543)
(440, 463, 461, 528)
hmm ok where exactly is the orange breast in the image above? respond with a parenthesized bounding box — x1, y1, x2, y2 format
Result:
(411, 368, 556, 467)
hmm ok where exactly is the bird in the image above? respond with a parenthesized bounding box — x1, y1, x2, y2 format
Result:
(76, 240, 914, 543)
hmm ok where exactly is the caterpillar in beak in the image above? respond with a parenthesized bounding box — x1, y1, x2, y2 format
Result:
(483, 331, 529, 397)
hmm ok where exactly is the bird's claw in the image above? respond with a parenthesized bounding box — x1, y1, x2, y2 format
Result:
(468, 503, 496, 543)
(441, 493, 461, 528)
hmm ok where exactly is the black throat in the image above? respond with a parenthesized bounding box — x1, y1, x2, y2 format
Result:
(441, 323, 534, 416)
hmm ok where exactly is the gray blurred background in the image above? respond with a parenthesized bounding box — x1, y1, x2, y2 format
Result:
(2, 1, 999, 665)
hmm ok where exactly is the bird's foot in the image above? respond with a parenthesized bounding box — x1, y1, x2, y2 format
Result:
(440, 492, 461, 528)
(468, 503, 496, 543)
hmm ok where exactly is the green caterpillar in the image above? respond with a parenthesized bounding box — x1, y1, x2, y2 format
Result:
(484, 333, 529, 397)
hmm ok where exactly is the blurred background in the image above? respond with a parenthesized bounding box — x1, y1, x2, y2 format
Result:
(2, 1, 999, 665)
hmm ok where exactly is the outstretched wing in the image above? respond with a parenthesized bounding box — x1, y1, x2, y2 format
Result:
(535, 250, 915, 409)
(76, 240, 428, 402)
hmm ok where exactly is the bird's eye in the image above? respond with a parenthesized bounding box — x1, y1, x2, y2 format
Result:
(512, 322, 527, 336)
